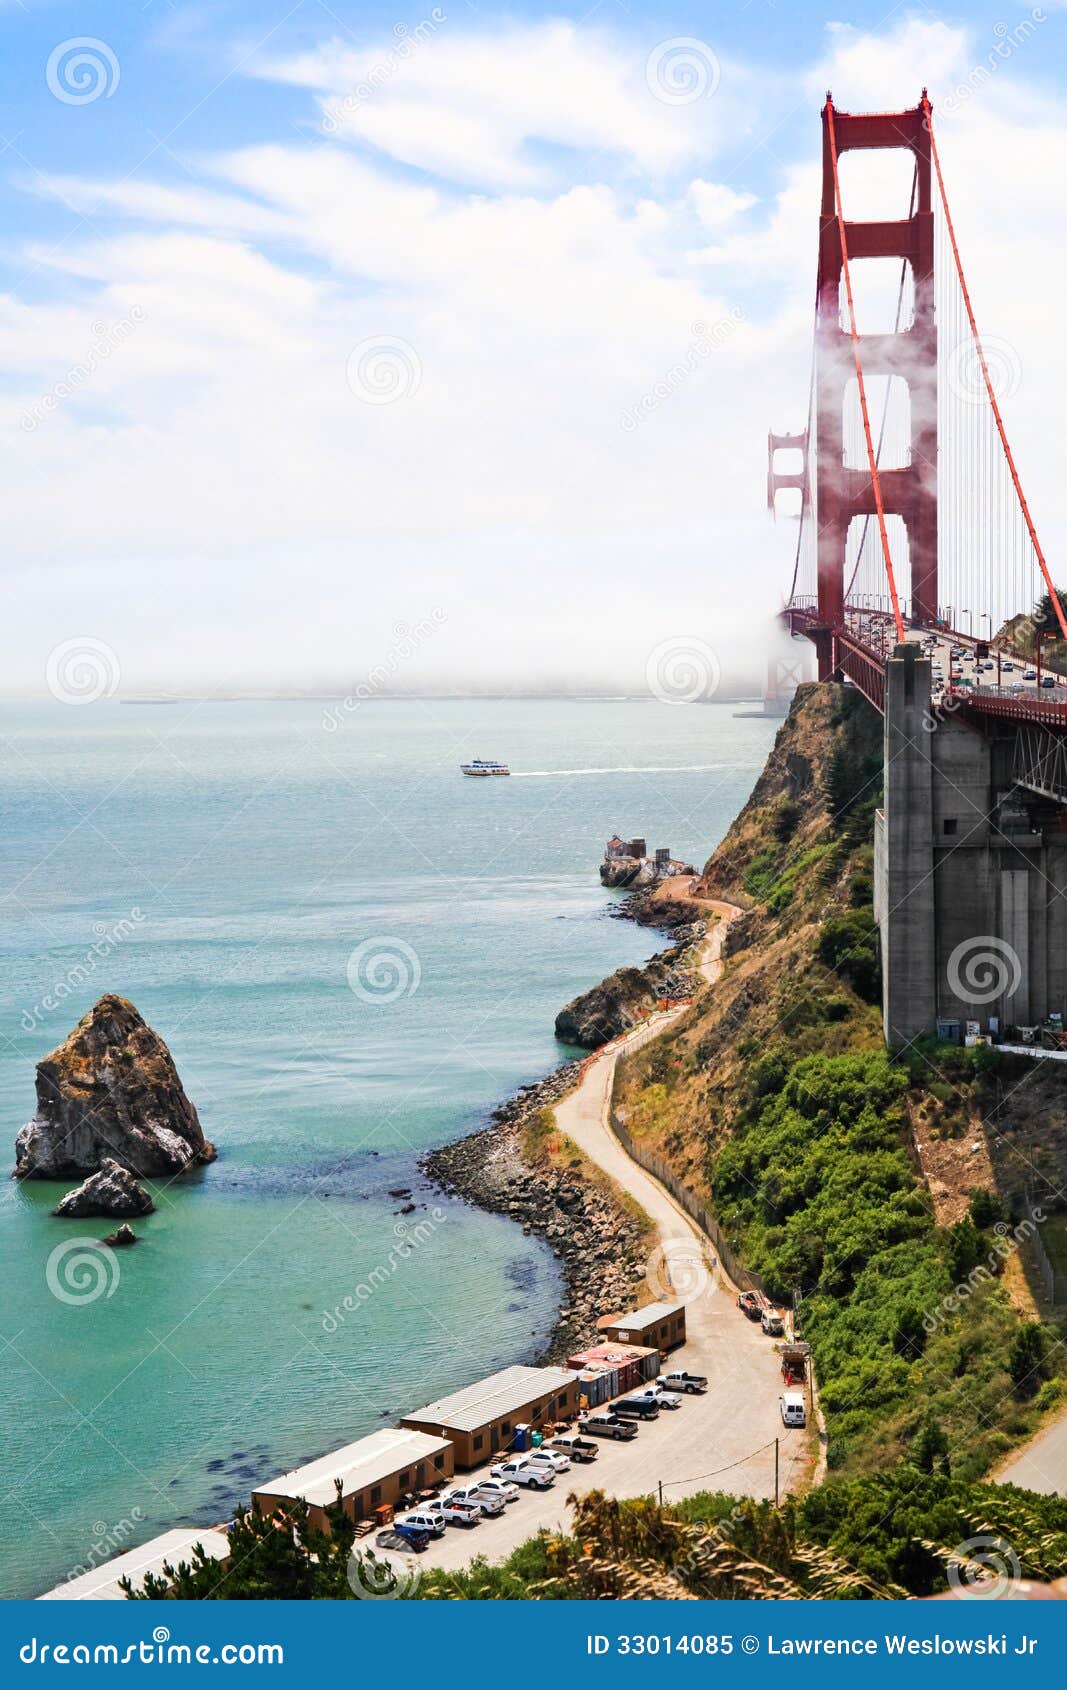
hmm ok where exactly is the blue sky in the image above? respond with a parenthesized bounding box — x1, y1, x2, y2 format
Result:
(1, 1, 1064, 694)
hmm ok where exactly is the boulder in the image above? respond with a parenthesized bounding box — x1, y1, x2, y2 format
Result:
(14, 995, 215, 1181)
(103, 1223, 139, 1248)
(53, 1158, 155, 1218)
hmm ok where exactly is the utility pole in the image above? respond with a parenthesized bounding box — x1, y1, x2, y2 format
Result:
(774, 1439, 779, 1508)
(658, 1480, 663, 1507)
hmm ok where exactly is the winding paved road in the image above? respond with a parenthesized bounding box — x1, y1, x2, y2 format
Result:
(392, 902, 812, 1578)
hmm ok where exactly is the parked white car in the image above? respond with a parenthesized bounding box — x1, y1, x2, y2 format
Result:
(527, 1447, 571, 1473)
(469, 1477, 519, 1506)
(397, 1508, 446, 1539)
(490, 1457, 555, 1489)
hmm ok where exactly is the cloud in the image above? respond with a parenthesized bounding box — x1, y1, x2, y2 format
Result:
(2, 12, 1066, 695)
(253, 19, 737, 188)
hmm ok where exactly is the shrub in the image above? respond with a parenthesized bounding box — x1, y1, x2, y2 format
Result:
(816, 910, 882, 1003)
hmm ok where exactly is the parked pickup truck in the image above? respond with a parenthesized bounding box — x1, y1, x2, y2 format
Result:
(490, 1457, 555, 1490)
(443, 1485, 506, 1518)
(644, 1382, 682, 1409)
(437, 1497, 482, 1528)
(612, 1395, 660, 1421)
(579, 1412, 638, 1441)
(737, 1289, 769, 1321)
(549, 1434, 599, 1463)
(660, 1370, 707, 1395)
(761, 1308, 785, 1337)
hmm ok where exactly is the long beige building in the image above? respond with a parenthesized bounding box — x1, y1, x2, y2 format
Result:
(38, 1528, 230, 1600)
(253, 1426, 454, 1532)
(400, 1364, 579, 1468)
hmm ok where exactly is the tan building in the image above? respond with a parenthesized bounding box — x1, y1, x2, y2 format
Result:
(400, 1365, 580, 1468)
(253, 1426, 454, 1533)
(598, 1300, 686, 1354)
(38, 1528, 231, 1600)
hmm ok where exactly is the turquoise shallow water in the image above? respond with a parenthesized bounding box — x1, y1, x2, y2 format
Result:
(0, 698, 775, 1598)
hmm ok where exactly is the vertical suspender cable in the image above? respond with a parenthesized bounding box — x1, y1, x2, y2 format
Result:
(923, 94, 1067, 642)
(825, 101, 907, 645)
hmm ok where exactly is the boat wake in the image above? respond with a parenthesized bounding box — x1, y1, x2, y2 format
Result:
(511, 764, 727, 777)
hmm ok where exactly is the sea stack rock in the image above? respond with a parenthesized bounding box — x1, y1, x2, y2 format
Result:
(14, 995, 215, 1181)
(53, 1159, 155, 1218)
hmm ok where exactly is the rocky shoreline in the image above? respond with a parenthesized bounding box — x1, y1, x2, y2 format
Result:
(423, 888, 710, 1365)
(423, 1061, 651, 1365)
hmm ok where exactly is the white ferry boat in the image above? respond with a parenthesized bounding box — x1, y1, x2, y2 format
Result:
(460, 758, 511, 777)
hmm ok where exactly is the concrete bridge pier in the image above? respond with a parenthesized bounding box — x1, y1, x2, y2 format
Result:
(874, 644, 1067, 1048)
(874, 645, 936, 1047)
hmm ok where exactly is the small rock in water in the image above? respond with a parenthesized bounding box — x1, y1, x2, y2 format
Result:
(102, 1223, 139, 1248)
(53, 1159, 155, 1219)
(388, 1187, 412, 1198)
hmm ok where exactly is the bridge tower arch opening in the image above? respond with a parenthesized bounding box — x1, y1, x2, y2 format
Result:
(814, 95, 937, 670)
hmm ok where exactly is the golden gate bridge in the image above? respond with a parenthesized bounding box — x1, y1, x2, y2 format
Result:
(771, 92, 1067, 728)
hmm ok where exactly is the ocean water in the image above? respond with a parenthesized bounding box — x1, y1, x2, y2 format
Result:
(0, 698, 775, 1598)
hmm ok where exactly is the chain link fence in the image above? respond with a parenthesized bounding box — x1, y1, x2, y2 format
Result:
(609, 1047, 767, 1297)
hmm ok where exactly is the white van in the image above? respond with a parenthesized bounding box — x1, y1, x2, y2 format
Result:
(780, 1391, 806, 1428)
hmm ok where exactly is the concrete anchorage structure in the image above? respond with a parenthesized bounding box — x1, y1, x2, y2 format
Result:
(874, 644, 1067, 1046)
